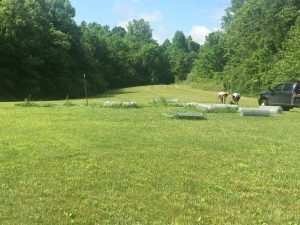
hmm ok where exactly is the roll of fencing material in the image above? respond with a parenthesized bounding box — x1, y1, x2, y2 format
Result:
(196, 104, 212, 111)
(239, 108, 271, 117)
(184, 103, 212, 111)
(259, 106, 283, 114)
(184, 103, 239, 112)
(210, 104, 239, 110)
(209, 104, 239, 113)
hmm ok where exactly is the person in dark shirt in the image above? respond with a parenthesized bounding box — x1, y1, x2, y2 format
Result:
(230, 93, 241, 105)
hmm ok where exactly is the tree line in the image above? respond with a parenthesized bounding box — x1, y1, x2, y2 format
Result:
(0, 0, 199, 100)
(1, 0, 300, 100)
(189, 0, 300, 94)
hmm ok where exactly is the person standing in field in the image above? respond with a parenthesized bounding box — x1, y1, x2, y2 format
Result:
(217, 91, 229, 104)
(231, 93, 241, 105)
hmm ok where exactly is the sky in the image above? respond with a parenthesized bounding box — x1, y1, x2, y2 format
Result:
(69, 0, 231, 44)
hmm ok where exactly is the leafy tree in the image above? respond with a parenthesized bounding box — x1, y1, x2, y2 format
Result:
(111, 26, 126, 37)
(172, 31, 188, 52)
(0, 0, 108, 99)
(221, 0, 300, 93)
(0, 0, 46, 98)
(127, 19, 153, 43)
(230, 0, 246, 13)
(268, 17, 300, 84)
(78, 22, 108, 95)
(165, 31, 199, 81)
(188, 31, 226, 82)
(187, 36, 200, 53)
(188, 0, 300, 94)
(222, 0, 246, 31)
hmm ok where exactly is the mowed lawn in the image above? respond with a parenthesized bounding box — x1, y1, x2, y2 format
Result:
(0, 85, 300, 225)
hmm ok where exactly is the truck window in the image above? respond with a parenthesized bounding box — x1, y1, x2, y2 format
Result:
(294, 84, 300, 94)
(283, 83, 294, 91)
(274, 84, 284, 91)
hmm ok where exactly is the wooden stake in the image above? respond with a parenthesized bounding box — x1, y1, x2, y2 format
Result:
(83, 74, 88, 106)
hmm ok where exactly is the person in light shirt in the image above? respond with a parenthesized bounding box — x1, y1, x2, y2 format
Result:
(217, 91, 229, 104)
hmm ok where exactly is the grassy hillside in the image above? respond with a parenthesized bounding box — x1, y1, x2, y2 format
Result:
(0, 85, 300, 224)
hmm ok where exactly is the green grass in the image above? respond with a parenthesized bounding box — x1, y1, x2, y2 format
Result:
(1, 85, 300, 224)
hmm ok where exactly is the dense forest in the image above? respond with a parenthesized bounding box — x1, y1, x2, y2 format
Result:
(0, 0, 300, 99)
(0, 0, 199, 99)
(189, 0, 300, 94)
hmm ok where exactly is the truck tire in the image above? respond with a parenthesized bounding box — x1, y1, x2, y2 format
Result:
(282, 106, 292, 111)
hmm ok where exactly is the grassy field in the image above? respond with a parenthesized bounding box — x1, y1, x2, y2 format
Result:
(1, 85, 300, 225)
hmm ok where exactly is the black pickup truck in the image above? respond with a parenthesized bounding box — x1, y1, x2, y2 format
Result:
(258, 82, 300, 111)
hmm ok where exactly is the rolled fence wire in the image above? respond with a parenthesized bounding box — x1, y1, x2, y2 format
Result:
(259, 106, 283, 114)
(239, 108, 271, 117)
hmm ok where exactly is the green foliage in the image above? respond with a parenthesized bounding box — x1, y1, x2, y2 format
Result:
(172, 31, 188, 52)
(222, 0, 300, 93)
(267, 16, 300, 84)
(191, 0, 300, 95)
(188, 31, 226, 82)
(164, 31, 199, 81)
(127, 19, 153, 43)
(0, 3, 182, 100)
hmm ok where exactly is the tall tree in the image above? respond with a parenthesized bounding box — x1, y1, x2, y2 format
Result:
(221, 0, 300, 93)
(172, 31, 188, 52)
(165, 31, 199, 81)
(127, 19, 153, 43)
(0, 0, 46, 98)
(268, 16, 300, 84)
(188, 31, 226, 82)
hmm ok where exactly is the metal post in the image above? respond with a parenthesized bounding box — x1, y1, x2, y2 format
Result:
(83, 74, 88, 106)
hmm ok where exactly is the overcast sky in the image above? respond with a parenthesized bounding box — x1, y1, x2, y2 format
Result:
(69, 0, 231, 44)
